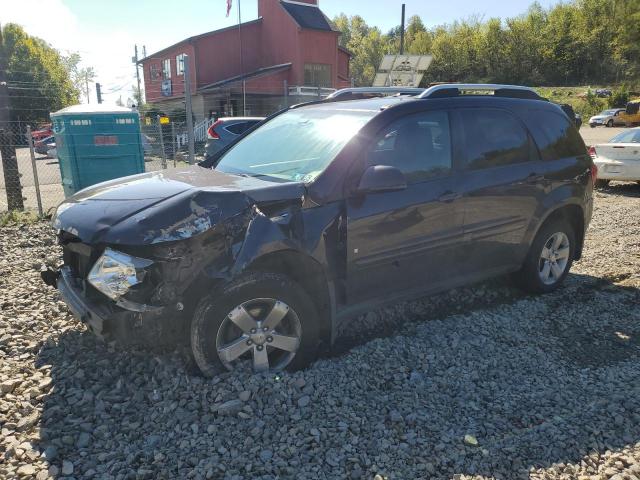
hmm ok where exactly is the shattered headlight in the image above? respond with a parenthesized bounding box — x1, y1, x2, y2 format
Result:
(87, 248, 153, 301)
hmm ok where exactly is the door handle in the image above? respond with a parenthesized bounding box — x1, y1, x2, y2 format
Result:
(438, 191, 461, 203)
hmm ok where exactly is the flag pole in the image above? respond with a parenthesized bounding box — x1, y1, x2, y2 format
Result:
(237, 0, 246, 115)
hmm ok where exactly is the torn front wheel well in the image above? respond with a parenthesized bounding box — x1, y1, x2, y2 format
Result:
(246, 250, 333, 345)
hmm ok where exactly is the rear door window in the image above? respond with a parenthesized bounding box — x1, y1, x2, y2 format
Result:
(527, 109, 586, 160)
(459, 109, 530, 169)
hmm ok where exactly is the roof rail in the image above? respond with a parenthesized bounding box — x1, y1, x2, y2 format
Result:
(418, 83, 542, 100)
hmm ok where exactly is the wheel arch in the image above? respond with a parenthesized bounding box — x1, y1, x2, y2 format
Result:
(242, 249, 335, 345)
(533, 203, 586, 260)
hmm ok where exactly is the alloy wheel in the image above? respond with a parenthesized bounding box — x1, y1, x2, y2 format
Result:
(538, 232, 570, 285)
(216, 298, 302, 372)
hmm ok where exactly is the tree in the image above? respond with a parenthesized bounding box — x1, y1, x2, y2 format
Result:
(2, 23, 78, 123)
(62, 53, 96, 104)
(334, 0, 640, 88)
(333, 15, 387, 86)
(131, 85, 144, 107)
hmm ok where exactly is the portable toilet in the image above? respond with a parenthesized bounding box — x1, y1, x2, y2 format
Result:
(50, 104, 145, 197)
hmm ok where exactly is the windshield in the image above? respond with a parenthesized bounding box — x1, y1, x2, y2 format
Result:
(215, 108, 375, 182)
(600, 109, 618, 115)
(610, 129, 640, 143)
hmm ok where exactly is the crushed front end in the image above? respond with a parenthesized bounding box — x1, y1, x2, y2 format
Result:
(42, 229, 200, 345)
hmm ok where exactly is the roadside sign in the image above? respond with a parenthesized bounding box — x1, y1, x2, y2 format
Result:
(160, 116, 170, 124)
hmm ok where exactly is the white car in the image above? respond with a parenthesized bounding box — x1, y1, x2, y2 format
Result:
(588, 108, 626, 128)
(46, 143, 57, 159)
(590, 128, 640, 187)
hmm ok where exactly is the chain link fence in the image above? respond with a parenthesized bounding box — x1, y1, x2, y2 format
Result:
(0, 91, 329, 214)
(0, 118, 198, 215)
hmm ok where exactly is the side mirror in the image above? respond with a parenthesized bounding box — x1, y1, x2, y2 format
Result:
(357, 165, 407, 194)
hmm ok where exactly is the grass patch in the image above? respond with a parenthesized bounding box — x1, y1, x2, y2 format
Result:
(0, 210, 44, 227)
(535, 85, 640, 119)
(535, 86, 607, 118)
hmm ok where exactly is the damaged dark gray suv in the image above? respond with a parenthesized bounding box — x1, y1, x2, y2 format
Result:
(44, 84, 595, 376)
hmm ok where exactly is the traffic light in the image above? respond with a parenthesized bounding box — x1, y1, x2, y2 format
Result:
(96, 83, 102, 104)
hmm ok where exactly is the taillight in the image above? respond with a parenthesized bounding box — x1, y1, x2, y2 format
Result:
(588, 146, 597, 159)
(207, 120, 223, 140)
(590, 163, 598, 182)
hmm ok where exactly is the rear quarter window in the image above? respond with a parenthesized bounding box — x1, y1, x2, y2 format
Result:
(225, 123, 247, 135)
(527, 109, 586, 160)
(460, 108, 530, 169)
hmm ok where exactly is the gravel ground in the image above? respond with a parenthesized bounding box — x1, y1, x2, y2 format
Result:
(1, 183, 640, 480)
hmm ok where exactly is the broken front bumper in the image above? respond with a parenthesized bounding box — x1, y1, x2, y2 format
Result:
(56, 266, 111, 337)
(44, 267, 177, 343)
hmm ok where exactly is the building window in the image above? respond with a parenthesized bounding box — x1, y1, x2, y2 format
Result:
(304, 63, 331, 88)
(176, 54, 186, 76)
(150, 64, 161, 81)
(162, 59, 171, 79)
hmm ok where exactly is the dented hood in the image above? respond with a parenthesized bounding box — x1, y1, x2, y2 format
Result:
(53, 166, 305, 245)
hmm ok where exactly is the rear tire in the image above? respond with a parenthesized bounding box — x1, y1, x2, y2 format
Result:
(191, 272, 320, 377)
(513, 219, 575, 294)
(595, 179, 610, 188)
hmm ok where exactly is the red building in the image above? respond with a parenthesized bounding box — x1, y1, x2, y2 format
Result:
(140, 0, 351, 120)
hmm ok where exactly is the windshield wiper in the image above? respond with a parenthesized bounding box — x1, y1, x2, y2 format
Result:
(249, 166, 304, 178)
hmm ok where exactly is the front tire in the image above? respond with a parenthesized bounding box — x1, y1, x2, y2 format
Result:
(191, 272, 320, 377)
(513, 219, 575, 294)
(606, 119, 614, 127)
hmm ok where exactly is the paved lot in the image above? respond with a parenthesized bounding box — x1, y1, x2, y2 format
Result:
(0, 148, 168, 213)
(0, 183, 639, 479)
(580, 125, 626, 146)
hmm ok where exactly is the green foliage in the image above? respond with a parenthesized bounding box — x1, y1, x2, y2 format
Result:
(608, 87, 630, 108)
(0, 210, 41, 227)
(61, 52, 96, 104)
(334, 14, 387, 86)
(333, 0, 640, 87)
(2, 23, 79, 123)
(535, 86, 609, 118)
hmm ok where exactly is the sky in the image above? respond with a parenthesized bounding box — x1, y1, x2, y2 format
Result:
(2, 0, 560, 105)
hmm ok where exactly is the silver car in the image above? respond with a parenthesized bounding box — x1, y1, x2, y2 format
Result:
(588, 108, 626, 128)
(204, 117, 263, 161)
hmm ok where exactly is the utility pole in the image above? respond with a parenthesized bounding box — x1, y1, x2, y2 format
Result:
(0, 22, 24, 211)
(96, 82, 102, 104)
(183, 54, 195, 164)
(400, 3, 406, 55)
(85, 71, 90, 104)
(237, 0, 246, 115)
(133, 45, 142, 106)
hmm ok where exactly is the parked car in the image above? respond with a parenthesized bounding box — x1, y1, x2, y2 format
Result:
(43, 83, 594, 376)
(588, 108, 626, 128)
(618, 99, 640, 127)
(204, 117, 264, 161)
(31, 123, 53, 141)
(589, 127, 640, 188)
(34, 135, 56, 155)
(596, 89, 612, 98)
(46, 144, 57, 159)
